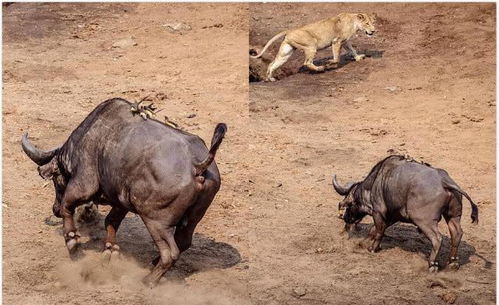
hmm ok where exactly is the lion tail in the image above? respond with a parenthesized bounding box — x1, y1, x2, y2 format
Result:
(251, 31, 287, 59)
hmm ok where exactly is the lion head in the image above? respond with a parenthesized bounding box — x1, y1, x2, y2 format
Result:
(357, 13, 376, 36)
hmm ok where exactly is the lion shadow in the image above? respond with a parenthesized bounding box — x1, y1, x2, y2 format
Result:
(249, 48, 385, 82)
(56, 209, 242, 281)
(298, 49, 385, 74)
(347, 222, 492, 269)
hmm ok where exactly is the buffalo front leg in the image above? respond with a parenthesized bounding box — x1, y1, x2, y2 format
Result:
(142, 218, 180, 287)
(364, 224, 376, 242)
(445, 216, 463, 270)
(415, 219, 443, 272)
(368, 213, 386, 253)
(60, 180, 97, 259)
(102, 206, 128, 261)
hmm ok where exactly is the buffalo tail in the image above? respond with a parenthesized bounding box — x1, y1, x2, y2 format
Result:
(443, 181, 479, 224)
(194, 123, 227, 176)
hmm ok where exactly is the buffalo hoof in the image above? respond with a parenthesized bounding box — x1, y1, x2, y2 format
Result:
(367, 246, 379, 253)
(66, 232, 83, 260)
(448, 261, 460, 271)
(141, 275, 158, 289)
(429, 262, 439, 273)
(102, 242, 120, 263)
(102, 249, 112, 262)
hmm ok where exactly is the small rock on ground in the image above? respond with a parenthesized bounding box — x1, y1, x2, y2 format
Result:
(112, 37, 137, 48)
(163, 22, 191, 33)
(291, 287, 307, 298)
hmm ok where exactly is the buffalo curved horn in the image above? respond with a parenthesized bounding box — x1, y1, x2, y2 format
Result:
(332, 175, 354, 195)
(21, 133, 58, 166)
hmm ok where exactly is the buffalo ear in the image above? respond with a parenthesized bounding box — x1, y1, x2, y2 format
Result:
(37, 158, 59, 180)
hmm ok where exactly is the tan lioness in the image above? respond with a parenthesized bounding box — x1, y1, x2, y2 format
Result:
(251, 13, 376, 81)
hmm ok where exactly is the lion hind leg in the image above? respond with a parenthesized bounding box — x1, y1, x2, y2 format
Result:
(266, 42, 294, 81)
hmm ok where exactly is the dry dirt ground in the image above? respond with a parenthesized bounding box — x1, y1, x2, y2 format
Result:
(2, 2, 496, 305)
(249, 3, 495, 305)
(3, 3, 250, 305)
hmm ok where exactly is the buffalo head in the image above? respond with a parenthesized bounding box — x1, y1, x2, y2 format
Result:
(22, 133, 65, 217)
(332, 175, 366, 224)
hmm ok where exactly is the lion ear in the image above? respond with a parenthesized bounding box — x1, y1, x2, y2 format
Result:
(37, 158, 59, 180)
(370, 13, 377, 22)
(357, 13, 366, 21)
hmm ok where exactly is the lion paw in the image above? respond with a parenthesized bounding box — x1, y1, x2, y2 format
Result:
(355, 54, 366, 61)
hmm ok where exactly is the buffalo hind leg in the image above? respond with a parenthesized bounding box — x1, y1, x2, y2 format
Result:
(445, 216, 463, 270)
(142, 218, 179, 287)
(60, 180, 97, 259)
(102, 206, 128, 261)
(415, 219, 443, 272)
(151, 182, 219, 265)
(176, 184, 218, 253)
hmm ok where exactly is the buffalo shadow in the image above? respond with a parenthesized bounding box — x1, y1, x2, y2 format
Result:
(54, 209, 242, 281)
(347, 222, 492, 269)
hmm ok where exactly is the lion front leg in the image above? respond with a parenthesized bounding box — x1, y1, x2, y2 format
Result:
(326, 41, 343, 68)
(302, 46, 325, 72)
(343, 41, 365, 61)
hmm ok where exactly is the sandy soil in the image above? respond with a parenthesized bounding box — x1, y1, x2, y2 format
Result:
(2, 2, 496, 305)
(3, 3, 250, 305)
(249, 3, 495, 305)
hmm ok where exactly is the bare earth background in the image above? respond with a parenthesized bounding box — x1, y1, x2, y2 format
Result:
(249, 3, 495, 305)
(3, 3, 250, 305)
(2, 2, 496, 305)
